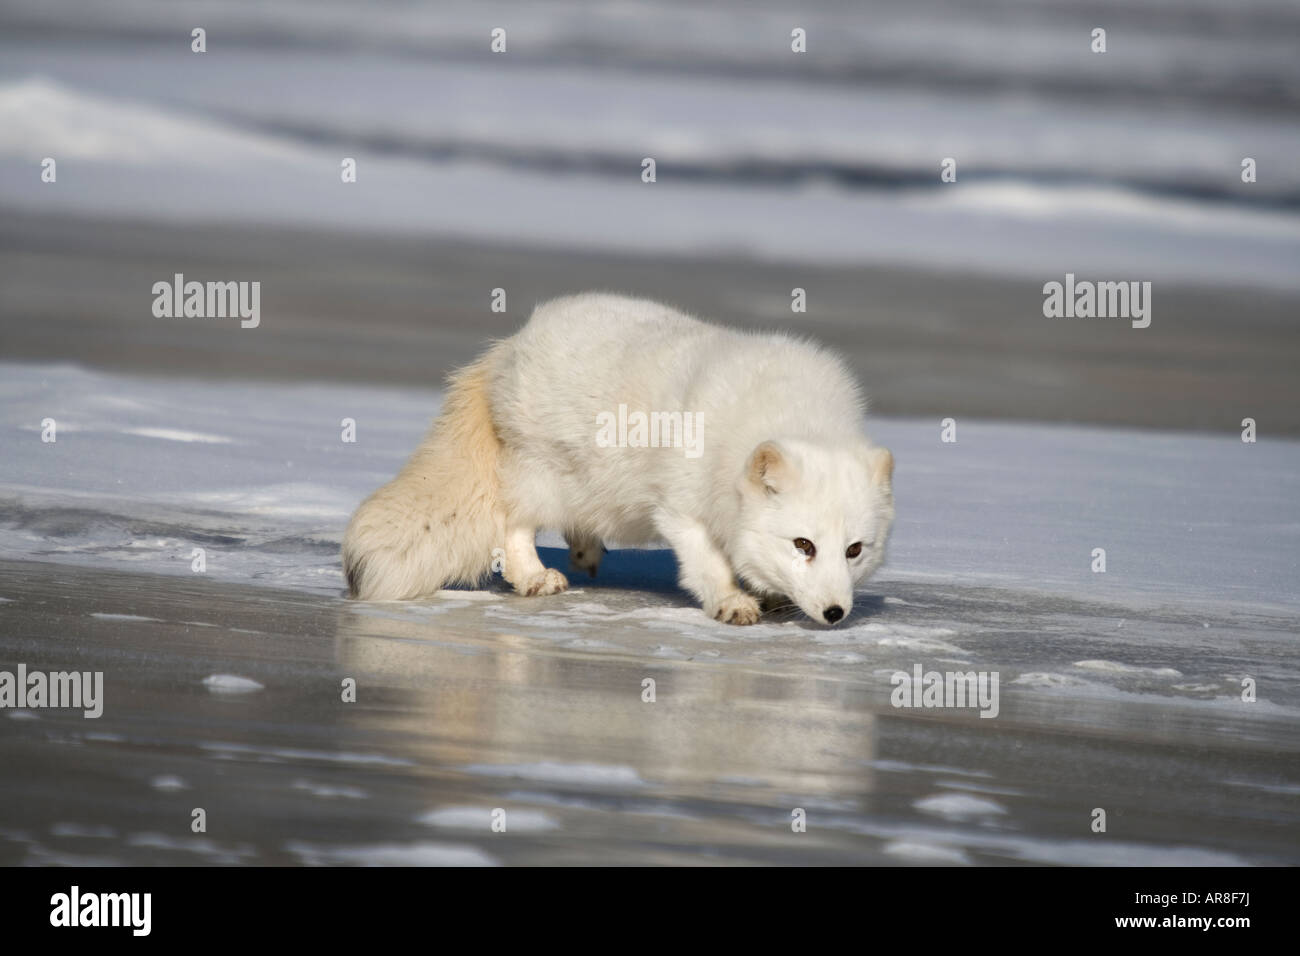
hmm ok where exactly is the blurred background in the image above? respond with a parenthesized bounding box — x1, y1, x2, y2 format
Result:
(2, 0, 1299, 431)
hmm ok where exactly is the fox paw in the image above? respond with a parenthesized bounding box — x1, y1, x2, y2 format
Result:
(517, 568, 568, 597)
(709, 592, 761, 626)
(566, 537, 605, 578)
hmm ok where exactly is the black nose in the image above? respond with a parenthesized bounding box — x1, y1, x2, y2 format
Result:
(823, 605, 844, 624)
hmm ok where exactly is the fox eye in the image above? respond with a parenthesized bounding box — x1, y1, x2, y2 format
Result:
(793, 537, 816, 558)
(846, 542, 862, 559)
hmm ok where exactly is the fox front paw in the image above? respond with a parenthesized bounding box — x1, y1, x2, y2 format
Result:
(516, 568, 568, 597)
(709, 591, 761, 626)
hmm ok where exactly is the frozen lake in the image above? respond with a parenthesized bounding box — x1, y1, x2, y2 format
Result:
(1, 363, 1296, 865)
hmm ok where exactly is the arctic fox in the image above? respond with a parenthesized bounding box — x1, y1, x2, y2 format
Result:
(342, 293, 895, 625)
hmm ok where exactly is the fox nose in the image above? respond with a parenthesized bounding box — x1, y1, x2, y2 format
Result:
(823, 605, 844, 624)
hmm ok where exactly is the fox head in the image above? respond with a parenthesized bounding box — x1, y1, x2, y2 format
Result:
(730, 438, 895, 626)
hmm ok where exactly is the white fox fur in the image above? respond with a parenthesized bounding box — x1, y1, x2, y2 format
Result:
(342, 293, 895, 625)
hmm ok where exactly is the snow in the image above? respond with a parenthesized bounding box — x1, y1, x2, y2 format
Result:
(3, 361, 1296, 616)
(291, 781, 368, 800)
(418, 807, 560, 832)
(882, 841, 973, 865)
(285, 841, 498, 867)
(914, 794, 1009, 822)
(201, 674, 265, 695)
(2, 73, 1299, 289)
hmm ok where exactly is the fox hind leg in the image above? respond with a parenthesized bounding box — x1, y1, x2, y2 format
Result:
(565, 531, 605, 578)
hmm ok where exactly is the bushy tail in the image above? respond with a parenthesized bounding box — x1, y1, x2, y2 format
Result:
(342, 351, 505, 600)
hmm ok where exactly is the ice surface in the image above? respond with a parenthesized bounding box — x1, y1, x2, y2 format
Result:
(460, 763, 648, 790)
(2, 361, 1297, 731)
(3, 362, 1296, 617)
(2, 363, 1297, 865)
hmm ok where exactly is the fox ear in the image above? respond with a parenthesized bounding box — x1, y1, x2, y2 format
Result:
(746, 440, 795, 494)
(865, 446, 894, 487)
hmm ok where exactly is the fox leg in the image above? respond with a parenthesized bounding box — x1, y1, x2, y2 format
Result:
(503, 523, 568, 596)
(654, 510, 759, 625)
(757, 592, 794, 613)
(565, 531, 605, 578)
